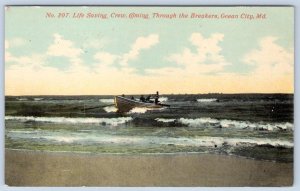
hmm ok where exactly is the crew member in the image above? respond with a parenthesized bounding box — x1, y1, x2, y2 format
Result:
(154, 91, 159, 104)
(140, 95, 145, 102)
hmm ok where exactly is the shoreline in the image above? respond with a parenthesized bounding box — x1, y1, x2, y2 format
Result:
(5, 149, 293, 186)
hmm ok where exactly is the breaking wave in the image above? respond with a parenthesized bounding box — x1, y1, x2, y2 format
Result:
(16, 98, 28, 101)
(197, 98, 218, 102)
(103, 106, 118, 113)
(5, 116, 132, 126)
(34, 98, 44, 101)
(99, 98, 114, 103)
(155, 118, 176, 123)
(188, 136, 294, 148)
(156, 117, 293, 131)
(129, 107, 164, 114)
(6, 130, 293, 149)
(159, 97, 168, 102)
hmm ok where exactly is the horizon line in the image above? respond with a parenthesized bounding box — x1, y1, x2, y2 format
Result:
(4, 92, 294, 97)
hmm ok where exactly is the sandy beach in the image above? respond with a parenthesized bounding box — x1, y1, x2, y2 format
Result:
(5, 149, 293, 186)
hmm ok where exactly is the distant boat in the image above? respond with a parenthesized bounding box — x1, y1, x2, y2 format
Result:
(114, 96, 169, 112)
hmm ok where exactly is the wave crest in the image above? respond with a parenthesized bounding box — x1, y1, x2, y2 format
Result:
(99, 98, 114, 103)
(5, 116, 132, 126)
(197, 98, 218, 102)
(153, 117, 294, 131)
(103, 106, 118, 113)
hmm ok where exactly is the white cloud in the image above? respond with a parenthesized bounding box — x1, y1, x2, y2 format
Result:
(244, 36, 293, 77)
(94, 52, 119, 66)
(47, 33, 83, 60)
(168, 33, 226, 65)
(5, 34, 293, 95)
(93, 34, 159, 73)
(149, 33, 229, 76)
(5, 52, 45, 67)
(120, 34, 159, 66)
(6, 33, 84, 68)
(6, 37, 26, 48)
(46, 33, 85, 67)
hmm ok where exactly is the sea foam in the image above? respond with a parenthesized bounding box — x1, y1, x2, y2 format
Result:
(103, 106, 118, 113)
(5, 116, 132, 126)
(197, 98, 218, 102)
(155, 118, 176, 123)
(128, 107, 164, 114)
(99, 98, 114, 103)
(153, 117, 293, 131)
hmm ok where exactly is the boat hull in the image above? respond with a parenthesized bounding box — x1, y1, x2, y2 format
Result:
(114, 96, 163, 112)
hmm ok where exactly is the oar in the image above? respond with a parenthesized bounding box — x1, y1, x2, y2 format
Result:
(159, 103, 171, 107)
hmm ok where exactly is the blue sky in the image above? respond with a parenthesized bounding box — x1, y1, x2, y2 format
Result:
(5, 6, 294, 95)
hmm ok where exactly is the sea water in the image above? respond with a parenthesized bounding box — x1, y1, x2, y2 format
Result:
(5, 94, 293, 162)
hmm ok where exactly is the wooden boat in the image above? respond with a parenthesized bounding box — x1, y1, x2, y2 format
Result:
(114, 96, 169, 112)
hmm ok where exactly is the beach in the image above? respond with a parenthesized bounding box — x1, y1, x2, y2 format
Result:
(5, 149, 293, 186)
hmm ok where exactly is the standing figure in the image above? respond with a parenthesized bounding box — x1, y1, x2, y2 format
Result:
(154, 91, 159, 104)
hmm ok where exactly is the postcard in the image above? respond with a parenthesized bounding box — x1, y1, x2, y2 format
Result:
(4, 6, 294, 186)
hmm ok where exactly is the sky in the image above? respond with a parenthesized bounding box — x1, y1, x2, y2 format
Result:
(5, 6, 294, 95)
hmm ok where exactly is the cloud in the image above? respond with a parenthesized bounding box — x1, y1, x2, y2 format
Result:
(240, 36, 294, 92)
(5, 38, 40, 68)
(120, 34, 159, 66)
(93, 34, 159, 73)
(5, 52, 45, 67)
(169, 33, 228, 67)
(147, 33, 229, 76)
(9, 37, 27, 47)
(94, 52, 119, 66)
(47, 33, 83, 63)
(5, 34, 293, 95)
(6, 33, 83, 68)
(244, 36, 293, 77)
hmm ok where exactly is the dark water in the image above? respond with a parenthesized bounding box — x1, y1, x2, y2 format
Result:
(5, 94, 294, 162)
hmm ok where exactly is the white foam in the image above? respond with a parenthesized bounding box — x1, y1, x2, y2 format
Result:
(159, 97, 168, 102)
(178, 117, 293, 131)
(179, 117, 219, 127)
(6, 129, 293, 148)
(155, 118, 176, 123)
(152, 136, 293, 149)
(12, 133, 144, 144)
(34, 98, 44, 101)
(128, 107, 163, 114)
(103, 106, 118, 113)
(99, 98, 114, 103)
(5, 116, 132, 126)
(48, 136, 79, 143)
(16, 98, 28, 101)
(197, 98, 218, 102)
(224, 137, 294, 148)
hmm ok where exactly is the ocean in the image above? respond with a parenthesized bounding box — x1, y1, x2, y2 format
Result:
(5, 94, 294, 162)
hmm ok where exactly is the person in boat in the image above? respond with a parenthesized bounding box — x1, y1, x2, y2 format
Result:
(154, 91, 160, 104)
(131, 96, 135, 100)
(146, 95, 151, 102)
(140, 95, 145, 102)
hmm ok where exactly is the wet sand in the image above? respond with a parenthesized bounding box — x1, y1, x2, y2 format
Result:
(5, 149, 293, 186)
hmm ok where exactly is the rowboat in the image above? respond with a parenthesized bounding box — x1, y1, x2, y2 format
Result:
(114, 96, 169, 112)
